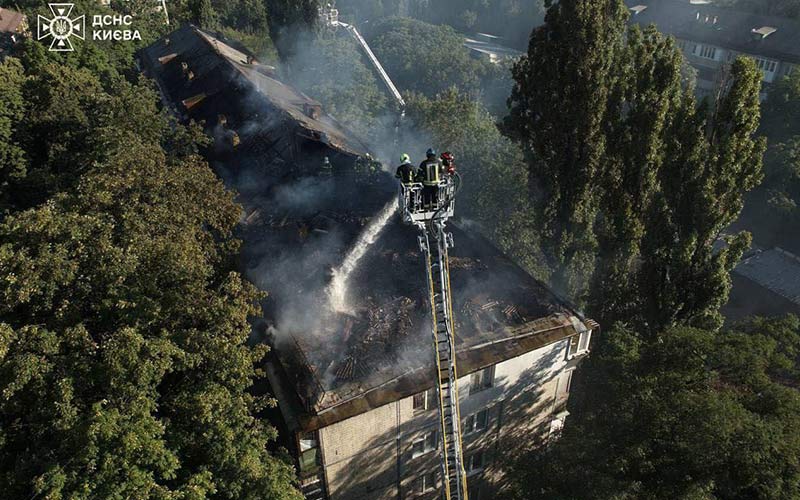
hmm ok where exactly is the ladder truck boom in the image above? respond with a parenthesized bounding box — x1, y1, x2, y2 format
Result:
(322, 5, 406, 112)
(400, 174, 468, 500)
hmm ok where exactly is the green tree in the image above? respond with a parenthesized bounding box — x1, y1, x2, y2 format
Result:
(289, 33, 389, 142)
(506, 0, 764, 330)
(588, 25, 684, 327)
(0, 58, 301, 499)
(264, 0, 320, 59)
(505, 316, 800, 500)
(192, 0, 220, 30)
(367, 17, 487, 98)
(505, 0, 628, 299)
(0, 57, 27, 204)
(739, 70, 800, 252)
(405, 89, 545, 275)
(639, 58, 765, 332)
(761, 69, 800, 143)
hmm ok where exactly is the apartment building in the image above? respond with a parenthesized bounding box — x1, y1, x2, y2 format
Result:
(627, 0, 800, 97)
(138, 26, 598, 500)
(271, 323, 592, 500)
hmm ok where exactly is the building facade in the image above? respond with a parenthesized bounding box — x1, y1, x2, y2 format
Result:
(282, 331, 590, 500)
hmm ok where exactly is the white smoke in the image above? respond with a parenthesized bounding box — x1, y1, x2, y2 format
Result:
(327, 200, 398, 313)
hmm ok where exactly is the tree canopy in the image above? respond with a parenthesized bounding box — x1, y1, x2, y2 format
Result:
(366, 17, 489, 98)
(0, 47, 300, 500)
(505, 315, 800, 500)
(505, 0, 765, 333)
(404, 89, 544, 274)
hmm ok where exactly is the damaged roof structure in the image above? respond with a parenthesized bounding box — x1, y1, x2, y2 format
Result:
(138, 23, 595, 451)
(138, 24, 370, 175)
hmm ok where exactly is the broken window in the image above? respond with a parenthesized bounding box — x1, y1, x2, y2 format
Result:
(414, 471, 436, 493)
(298, 431, 321, 475)
(567, 330, 592, 359)
(413, 389, 432, 412)
(412, 430, 438, 458)
(464, 408, 489, 435)
(470, 366, 495, 395)
(465, 450, 485, 475)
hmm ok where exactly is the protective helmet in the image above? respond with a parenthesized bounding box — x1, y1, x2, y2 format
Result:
(426, 148, 436, 158)
(441, 151, 454, 164)
(400, 153, 411, 163)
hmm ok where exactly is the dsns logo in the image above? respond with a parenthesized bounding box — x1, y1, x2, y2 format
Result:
(37, 3, 85, 52)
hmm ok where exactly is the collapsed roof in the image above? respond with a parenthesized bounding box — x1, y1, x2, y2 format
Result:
(138, 24, 371, 161)
(139, 26, 595, 433)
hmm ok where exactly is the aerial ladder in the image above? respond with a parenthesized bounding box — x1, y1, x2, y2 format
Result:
(321, 4, 406, 116)
(400, 173, 468, 500)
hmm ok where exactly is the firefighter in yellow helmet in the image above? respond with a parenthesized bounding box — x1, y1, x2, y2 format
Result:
(395, 153, 415, 185)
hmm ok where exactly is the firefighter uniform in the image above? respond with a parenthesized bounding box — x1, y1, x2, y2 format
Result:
(395, 162, 415, 184)
(418, 157, 443, 207)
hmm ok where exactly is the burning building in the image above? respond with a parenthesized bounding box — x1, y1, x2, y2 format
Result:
(139, 26, 597, 500)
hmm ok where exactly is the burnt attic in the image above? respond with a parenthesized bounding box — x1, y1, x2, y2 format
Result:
(138, 24, 370, 175)
(138, 27, 595, 433)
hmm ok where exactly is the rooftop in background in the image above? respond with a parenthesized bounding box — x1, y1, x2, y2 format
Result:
(0, 7, 26, 34)
(734, 248, 800, 306)
(625, 0, 800, 63)
(463, 33, 525, 62)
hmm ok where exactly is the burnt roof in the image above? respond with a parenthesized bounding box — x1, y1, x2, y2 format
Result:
(137, 25, 371, 157)
(236, 168, 592, 431)
(139, 26, 594, 432)
(0, 8, 25, 34)
(626, 0, 800, 64)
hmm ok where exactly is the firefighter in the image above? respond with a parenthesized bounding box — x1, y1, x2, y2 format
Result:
(396, 153, 416, 212)
(418, 148, 443, 208)
(395, 153, 415, 184)
(321, 156, 333, 176)
(441, 151, 455, 175)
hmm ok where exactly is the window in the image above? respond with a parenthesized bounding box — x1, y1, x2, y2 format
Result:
(463, 409, 489, 435)
(556, 369, 574, 399)
(413, 389, 432, 412)
(298, 431, 321, 474)
(754, 57, 778, 74)
(414, 471, 436, 493)
(694, 44, 718, 60)
(676, 39, 687, 51)
(567, 330, 592, 359)
(465, 451, 485, 475)
(412, 430, 438, 458)
(567, 330, 591, 358)
(470, 366, 495, 395)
